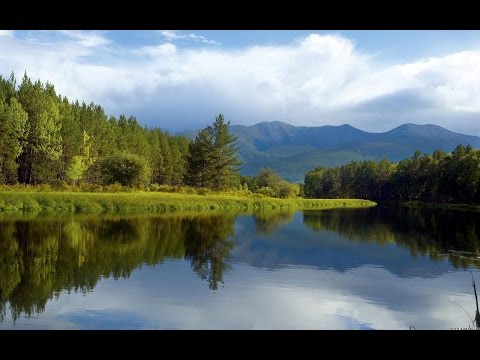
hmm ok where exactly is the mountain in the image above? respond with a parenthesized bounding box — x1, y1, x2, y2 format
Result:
(179, 121, 480, 182)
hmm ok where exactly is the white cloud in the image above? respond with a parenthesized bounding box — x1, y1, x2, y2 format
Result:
(0, 30, 13, 37)
(159, 30, 220, 45)
(59, 30, 110, 47)
(0, 31, 480, 134)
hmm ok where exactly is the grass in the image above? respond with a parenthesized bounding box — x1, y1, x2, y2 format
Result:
(0, 191, 376, 214)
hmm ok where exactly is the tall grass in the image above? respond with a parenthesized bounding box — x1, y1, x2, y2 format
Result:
(0, 191, 376, 214)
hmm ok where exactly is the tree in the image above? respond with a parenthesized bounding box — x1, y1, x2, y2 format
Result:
(185, 127, 215, 188)
(0, 98, 28, 184)
(186, 114, 241, 190)
(158, 131, 173, 185)
(99, 153, 151, 187)
(17, 75, 63, 184)
(255, 168, 298, 198)
(210, 114, 240, 190)
(66, 131, 94, 185)
(147, 129, 165, 184)
(58, 96, 82, 181)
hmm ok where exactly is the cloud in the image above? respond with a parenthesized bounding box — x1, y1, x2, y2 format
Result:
(159, 30, 220, 45)
(0, 31, 479, 135)
(2, 263, 476, 329)
(59, 30, 110, 47)
(0, 30, 13, 37)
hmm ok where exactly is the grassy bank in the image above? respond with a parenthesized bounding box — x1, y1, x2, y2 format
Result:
(0, 191, 376, 214)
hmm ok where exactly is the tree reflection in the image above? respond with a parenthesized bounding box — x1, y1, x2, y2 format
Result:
(252, 211, 294, 235)
(303, 206, 480, 269)
(184, 216, 235, 290)
(0, 213, 236, 321)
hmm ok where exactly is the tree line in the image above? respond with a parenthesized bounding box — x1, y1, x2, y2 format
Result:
(0, 72, 302, 197)
(304, 145, 480, 204)
(0, 72, 243, 191)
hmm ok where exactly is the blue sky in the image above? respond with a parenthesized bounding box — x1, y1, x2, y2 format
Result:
(1, 30, 480, 134)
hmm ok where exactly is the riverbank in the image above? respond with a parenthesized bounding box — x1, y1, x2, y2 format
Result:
(0, 191, 376, 214)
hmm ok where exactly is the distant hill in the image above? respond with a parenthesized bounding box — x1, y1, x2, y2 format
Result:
(179, 121, 480, 182)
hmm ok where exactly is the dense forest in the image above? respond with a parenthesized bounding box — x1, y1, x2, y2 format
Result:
(0, 72, 190, 187)
(304, 145, 480, 204)
(0, 72, 300, 197)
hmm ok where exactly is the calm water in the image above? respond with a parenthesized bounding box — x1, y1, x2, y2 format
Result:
(1, 206, 479, 330)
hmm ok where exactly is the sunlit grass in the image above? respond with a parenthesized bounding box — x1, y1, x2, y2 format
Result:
(0, 191, 376, 214)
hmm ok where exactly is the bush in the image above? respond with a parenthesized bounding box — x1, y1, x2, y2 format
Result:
(104, 183, 126, 193)
(196, 188, 212, 196)
(277, 181, 300, 198)
(257, 186, 276, 197)
(99, 153, 151, 187)
(79, 183, 104, 193)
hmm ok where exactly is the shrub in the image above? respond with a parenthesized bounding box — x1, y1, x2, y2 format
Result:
(277, 181, 300, 198)
(257, 186, 276, 197)
(99, 153, 151, 187)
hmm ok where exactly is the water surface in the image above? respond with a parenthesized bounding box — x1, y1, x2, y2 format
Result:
(0, 206, 479, 329)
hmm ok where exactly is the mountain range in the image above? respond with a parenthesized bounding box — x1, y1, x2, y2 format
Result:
(180, 121, 480, 182)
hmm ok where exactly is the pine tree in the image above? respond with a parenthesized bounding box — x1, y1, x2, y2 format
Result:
(147, 129, 165, 184)
(0, 98, 28, 184)
(17, 75, 62, 184)
(159, 132, 173, 184)
(210, 114, 240, 190)
(186, 127, 215, 188)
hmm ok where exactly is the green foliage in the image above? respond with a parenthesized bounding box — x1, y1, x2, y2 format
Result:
(66, 156, 88, 184)
(186, 127, 215, 188)
(210, 114, 241, 190)
(0, 72, 192, 188)
(0, 98, 28, 184)
(304, 146, 480, 205)
(277, 180, 300, 199)
(17, 75, 63, 184)
(186, 114, 240, 190)
(99, 153, 151, 188)
(257, 186, 276, 197)
(65, 131, 95, 185)
(242, 168, 300, 198)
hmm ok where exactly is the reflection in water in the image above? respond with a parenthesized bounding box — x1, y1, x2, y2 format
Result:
(253, 212, 294, 235)
(0, 207, 480, 329)
(0, 214, 236, 321)
(303, 206, 480, 269)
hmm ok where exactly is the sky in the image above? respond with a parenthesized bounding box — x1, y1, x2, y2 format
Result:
(1, 30, 480, 134)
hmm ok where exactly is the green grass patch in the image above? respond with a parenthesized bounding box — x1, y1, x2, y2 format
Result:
(0, 191, 376, 215)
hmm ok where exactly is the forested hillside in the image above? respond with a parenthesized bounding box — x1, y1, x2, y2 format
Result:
(182, 121, 480, 182)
